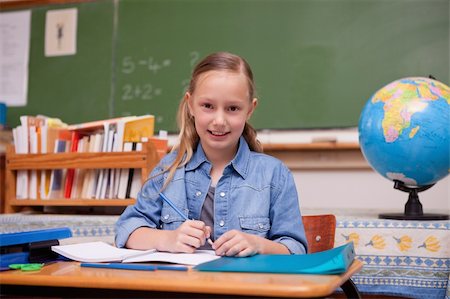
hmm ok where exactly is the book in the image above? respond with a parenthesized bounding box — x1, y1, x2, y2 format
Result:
(125, 142, 138, 198)
(85, 133, 103, 198)
(67, 116, 130, 132)
(51, 241, 220, 265)
(12, 125, 29, 199)
(28, 126, 39, 199)
(112, 115, 154, 198)
(47, 139, 69, 199)
(194, 242, 355, 275)
(122, 115, 155, 144)
(70, 136, 89, 199)
(96, 123, 116, 199)
(63, 130, 81, 198)
(116, 142, 133, 199)
(39, 119, 68, 199)
(13, 116, 46, 200)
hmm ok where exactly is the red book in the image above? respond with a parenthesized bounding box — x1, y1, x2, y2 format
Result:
(63, 131, 81, 198)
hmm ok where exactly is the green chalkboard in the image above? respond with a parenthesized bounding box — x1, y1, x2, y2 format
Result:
(6, 0, 450, 131)
(7, 0, 115, 127)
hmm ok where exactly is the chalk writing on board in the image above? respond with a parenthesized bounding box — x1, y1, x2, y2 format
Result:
(121, 56, 171, 75)
(121, 83, 162, 101)
(179, 51, 202, 93)
(189, 51, 200, 67)
(119, 52, 202, 102)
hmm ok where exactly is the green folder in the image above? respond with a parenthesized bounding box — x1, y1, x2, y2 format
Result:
(194, 242, 355, 275)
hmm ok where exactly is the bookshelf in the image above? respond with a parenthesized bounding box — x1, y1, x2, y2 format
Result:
(4, 141, 162, 213)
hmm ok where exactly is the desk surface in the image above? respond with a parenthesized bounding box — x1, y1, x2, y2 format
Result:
(0, 260, 362, 298)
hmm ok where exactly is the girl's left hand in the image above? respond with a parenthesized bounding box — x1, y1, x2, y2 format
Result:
(212, 230, 260, 257)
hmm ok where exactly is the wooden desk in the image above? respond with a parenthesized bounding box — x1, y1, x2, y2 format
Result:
(0, 260, 363, 298)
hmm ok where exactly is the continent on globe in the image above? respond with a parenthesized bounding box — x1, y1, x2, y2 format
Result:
(371, 78, 449, 143)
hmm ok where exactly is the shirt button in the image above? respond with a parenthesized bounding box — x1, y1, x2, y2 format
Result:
(219, 192, 226, 197)
(195, 191, 202, 197)
(164, 214, 169, 220)
(259, 223, 264, 229)
(219, 220, 225, 227)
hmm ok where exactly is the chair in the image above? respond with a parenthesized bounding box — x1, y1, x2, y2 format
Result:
(302, 214, 336, 253)
(303, 214, 361, 298)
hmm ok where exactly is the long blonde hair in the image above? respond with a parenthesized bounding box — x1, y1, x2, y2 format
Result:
(162, 52, 262, 190)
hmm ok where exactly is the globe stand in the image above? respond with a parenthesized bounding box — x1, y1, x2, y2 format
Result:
(379, 180, 449, 220)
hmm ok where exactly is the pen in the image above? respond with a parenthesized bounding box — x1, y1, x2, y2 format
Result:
(80, 263, 189, 272)
(81, 263, 156, 271)
(159, 193, 214, 246)
(159, 192, 189, 221)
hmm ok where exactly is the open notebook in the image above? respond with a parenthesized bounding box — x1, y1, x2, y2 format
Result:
(51, 241, 220, 265)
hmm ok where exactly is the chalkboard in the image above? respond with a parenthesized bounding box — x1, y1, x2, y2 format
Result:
(7, 0, 115, 127)
(6, 0, 449, 131)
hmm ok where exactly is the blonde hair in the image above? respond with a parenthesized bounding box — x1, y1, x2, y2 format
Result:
(162, 52, 262, 190)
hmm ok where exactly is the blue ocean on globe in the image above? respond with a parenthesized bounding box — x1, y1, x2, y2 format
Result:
(358, 77, 449, 187)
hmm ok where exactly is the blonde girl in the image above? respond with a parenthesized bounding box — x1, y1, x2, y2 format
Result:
(116, 52, 307, 256)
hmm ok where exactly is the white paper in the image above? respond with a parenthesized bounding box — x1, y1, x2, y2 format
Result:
(52, 241, 156, 263)
(52, 241, 220, 265)
(0, 10, 31, 106)
(45, 8, 77, 56)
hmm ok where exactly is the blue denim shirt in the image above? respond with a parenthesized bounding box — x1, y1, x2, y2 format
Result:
(115, 137, 307, 254)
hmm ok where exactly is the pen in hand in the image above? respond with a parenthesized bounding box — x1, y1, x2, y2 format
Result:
(159, 193, 214, 246)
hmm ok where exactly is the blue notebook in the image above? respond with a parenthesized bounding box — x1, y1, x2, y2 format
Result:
(194, 242, 355, 275)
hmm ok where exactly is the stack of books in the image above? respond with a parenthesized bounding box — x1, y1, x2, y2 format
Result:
(11, 115, 168, 200)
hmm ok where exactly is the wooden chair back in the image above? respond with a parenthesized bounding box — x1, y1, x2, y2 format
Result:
(302, 214, 336, 253)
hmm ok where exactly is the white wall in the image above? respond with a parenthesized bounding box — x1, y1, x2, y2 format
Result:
(293, 169, 449, 214)
(168, 129, 449, 215)
(258, 129, 449, 215)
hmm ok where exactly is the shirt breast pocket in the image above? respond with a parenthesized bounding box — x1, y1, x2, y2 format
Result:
(239, 217, 271, 238)
(160, 208, 185, 230)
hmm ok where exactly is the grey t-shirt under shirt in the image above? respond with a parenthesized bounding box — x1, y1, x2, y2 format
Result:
(198, 185, 214, 250)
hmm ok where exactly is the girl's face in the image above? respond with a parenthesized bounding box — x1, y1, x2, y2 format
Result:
(186, 70, 257, 161)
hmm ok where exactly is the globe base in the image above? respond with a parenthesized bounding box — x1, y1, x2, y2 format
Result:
(378, 180, 449, 221)
(379, 213, 449, 220)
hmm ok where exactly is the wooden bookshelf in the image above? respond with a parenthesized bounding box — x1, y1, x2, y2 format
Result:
(4, 141, 162, 213)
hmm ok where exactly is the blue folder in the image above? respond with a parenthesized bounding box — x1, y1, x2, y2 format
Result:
(0, 227, 72, 270)
(0, 227, 72, 246)
(194, 242, 355, 275)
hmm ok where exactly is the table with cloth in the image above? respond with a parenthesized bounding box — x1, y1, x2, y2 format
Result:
(1, 212, 448, 298)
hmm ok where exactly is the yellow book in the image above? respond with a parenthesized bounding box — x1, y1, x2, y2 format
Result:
(123, 115, 155, 143)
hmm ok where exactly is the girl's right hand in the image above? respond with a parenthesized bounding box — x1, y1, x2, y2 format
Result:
(166, 220, 211, 253)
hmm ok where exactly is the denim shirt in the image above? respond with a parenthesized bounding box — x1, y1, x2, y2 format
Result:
(115, 137, 307, 254)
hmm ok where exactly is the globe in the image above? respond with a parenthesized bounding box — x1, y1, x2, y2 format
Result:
(358, 77, 449, 220)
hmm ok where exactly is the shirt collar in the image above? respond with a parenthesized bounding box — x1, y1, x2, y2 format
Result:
(185, 137, 251, 179)
(186, 143, 209, 171)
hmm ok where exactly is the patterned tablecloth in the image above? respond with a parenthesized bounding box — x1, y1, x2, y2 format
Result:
(0, 214, 116, 245)
(334, 216, 450, 299)
(1, 213, 449, 299)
